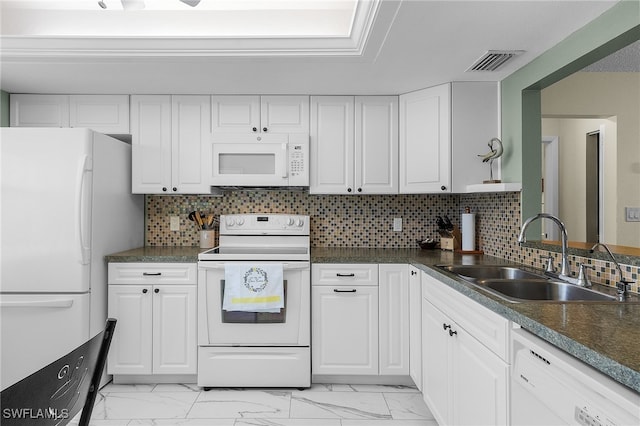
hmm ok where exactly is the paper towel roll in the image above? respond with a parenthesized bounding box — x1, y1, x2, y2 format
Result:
(461, 213, 475, 251)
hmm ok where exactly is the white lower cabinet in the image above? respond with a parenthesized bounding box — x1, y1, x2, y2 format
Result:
(422, 272, 509, 425)
(379, 264, 409, 375)
(409, 266, 423, 390)
(107, 263, 197, 378)
(312, 283, 379, 375)
(311, 263, 409, 377)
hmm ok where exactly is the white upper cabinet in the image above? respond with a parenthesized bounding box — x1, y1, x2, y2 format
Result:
(310, 96, 354, 194)
(310, 96, 398, 194)
(355, 96, 399, 194)
(399, 84, 451, 193)
(399, 82, 499, 193)
(10, 94, 129, 134)
(69, 95, 130, 134)
(10, 94, 70, 128)
(260, 96, 310, 133)
(131, 95, 211, 194)
(211, 95, 309, 134)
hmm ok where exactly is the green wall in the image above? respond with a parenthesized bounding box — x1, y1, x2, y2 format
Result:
(1, 90, 8, 127)
(500, 0, 640, 224)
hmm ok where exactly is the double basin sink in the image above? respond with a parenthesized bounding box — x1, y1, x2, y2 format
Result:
(437, 264, 634, 303)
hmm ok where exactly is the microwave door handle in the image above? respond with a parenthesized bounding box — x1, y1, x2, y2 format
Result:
(281, 143, 288, 178)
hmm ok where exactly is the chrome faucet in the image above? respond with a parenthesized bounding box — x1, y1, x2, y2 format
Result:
(518, 213, 571, 279)
(590, 243, 635, 301)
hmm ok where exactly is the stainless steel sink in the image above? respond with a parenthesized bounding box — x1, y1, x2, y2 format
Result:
(477, 279, 617, 302)
(438, 265, 543, 281)
(436, 264, 627, 303)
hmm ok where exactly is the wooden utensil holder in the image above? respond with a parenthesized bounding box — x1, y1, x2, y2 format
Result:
(440, 226, 461, 251)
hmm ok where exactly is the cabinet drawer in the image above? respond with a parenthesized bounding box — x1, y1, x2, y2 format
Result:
(422, 273, 509, 361)
(312, 264, 378, 286)
(108, 263, 197, 285)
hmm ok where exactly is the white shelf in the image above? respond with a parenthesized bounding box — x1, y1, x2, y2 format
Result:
(465, 183, 522, 193)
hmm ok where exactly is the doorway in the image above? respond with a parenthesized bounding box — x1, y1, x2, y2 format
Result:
(585, 131, 600, 243)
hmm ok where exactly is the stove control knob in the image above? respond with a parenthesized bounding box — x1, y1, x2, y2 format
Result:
(225, 217, 235, 227)
(286, 217, 295, 226)
(296, 218, 304, 227)
(236, 217, 245, 226)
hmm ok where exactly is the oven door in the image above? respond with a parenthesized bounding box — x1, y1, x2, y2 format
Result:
(210, 134, 289, 186)
(198, 261, 310, 346)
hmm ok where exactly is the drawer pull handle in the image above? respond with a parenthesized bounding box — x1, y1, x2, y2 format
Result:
(334, 289, 357, 293)
(143, 272, 162, 276)
(443, 323, 451, 330)
(336, 273, 355, 277)
(449, 329, 457, 337)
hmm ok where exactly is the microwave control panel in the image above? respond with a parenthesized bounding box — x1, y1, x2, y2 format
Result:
(288, 137, 309, 186)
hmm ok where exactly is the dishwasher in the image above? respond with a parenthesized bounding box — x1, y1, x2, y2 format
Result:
(511, 328, 639, 426)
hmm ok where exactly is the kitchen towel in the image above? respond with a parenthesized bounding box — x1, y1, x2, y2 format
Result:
(223, 263, 284, 313)
(461, 213, 476, 251)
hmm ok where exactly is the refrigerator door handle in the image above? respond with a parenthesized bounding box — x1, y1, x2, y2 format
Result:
(0, 299, 74, 309)
(77, 155, 92, 265)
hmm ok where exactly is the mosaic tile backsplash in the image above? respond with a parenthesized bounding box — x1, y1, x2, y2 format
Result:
(146, 190, 638, 292)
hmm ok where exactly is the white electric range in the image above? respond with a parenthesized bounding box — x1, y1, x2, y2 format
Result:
(197, 214, 310, 388)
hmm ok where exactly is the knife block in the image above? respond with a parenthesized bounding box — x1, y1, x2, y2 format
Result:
(440, 226, 461, 251)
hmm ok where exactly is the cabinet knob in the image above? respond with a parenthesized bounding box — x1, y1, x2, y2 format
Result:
(443, 323, 451, 330)
(154, 288, 160, 293)
(347, 188, 352, 193)
(162, 187, 167, 192)
(449, 329, 457, 337)
(441, 185, 446, 191)
(357, 188, 362, 193)
(172, 187, 177, 192)
(252, 127, 258, 132)
(263, 127, 268, 132)
(142, 289, 148, 294)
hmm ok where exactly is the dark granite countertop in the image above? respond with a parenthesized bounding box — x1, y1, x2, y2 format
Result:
(311, 247, 640, 394)
(105, 246, 204, 263)
(105, 246, 640, 393)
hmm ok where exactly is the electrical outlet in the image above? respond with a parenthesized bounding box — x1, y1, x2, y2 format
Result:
(626, 207, 640, 222)
(169, 216, 180, 231)
(393, 217, 402, 232)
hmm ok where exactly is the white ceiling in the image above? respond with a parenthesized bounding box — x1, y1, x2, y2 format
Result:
(0, 0, 622, 95)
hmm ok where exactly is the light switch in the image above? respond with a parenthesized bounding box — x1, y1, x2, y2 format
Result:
(393, 217, 402, 232)
(625, 207, 640, 222)
(170, 216, 180, 231)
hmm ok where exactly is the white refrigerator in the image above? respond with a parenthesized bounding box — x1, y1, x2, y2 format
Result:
(0, 128, 144, 390)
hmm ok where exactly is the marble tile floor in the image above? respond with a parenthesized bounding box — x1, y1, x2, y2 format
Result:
(70, 383, 438, 426)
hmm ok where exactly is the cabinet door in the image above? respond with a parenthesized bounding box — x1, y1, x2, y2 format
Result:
(453, 325, 509, 426)
(312, 285, 378, 375)
(409, 267, 423, 390)
(355, 96, 398, 194)
(130, 95, 172, 194)
(378, 264, 409, 375)
(309, 96, 355, 194)
(422, 298, 451, 426)
(399, 84, 451, 193)
(107, 285, 153, 375)
(211, 95, 260, 133)
(171, 95, 211, 194)
(69, 95, 130, 134)
(260, 96, 309, 133)
(152, 285, 198, 374)
(10, 94, 69, 127)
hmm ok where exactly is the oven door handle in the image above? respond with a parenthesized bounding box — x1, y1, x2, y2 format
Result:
(198, 262, 310, 270)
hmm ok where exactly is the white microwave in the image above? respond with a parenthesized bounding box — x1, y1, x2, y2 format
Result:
(210, 133, 309, 187)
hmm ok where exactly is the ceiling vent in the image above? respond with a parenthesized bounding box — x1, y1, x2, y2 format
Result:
(467, 50, 524, 72)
